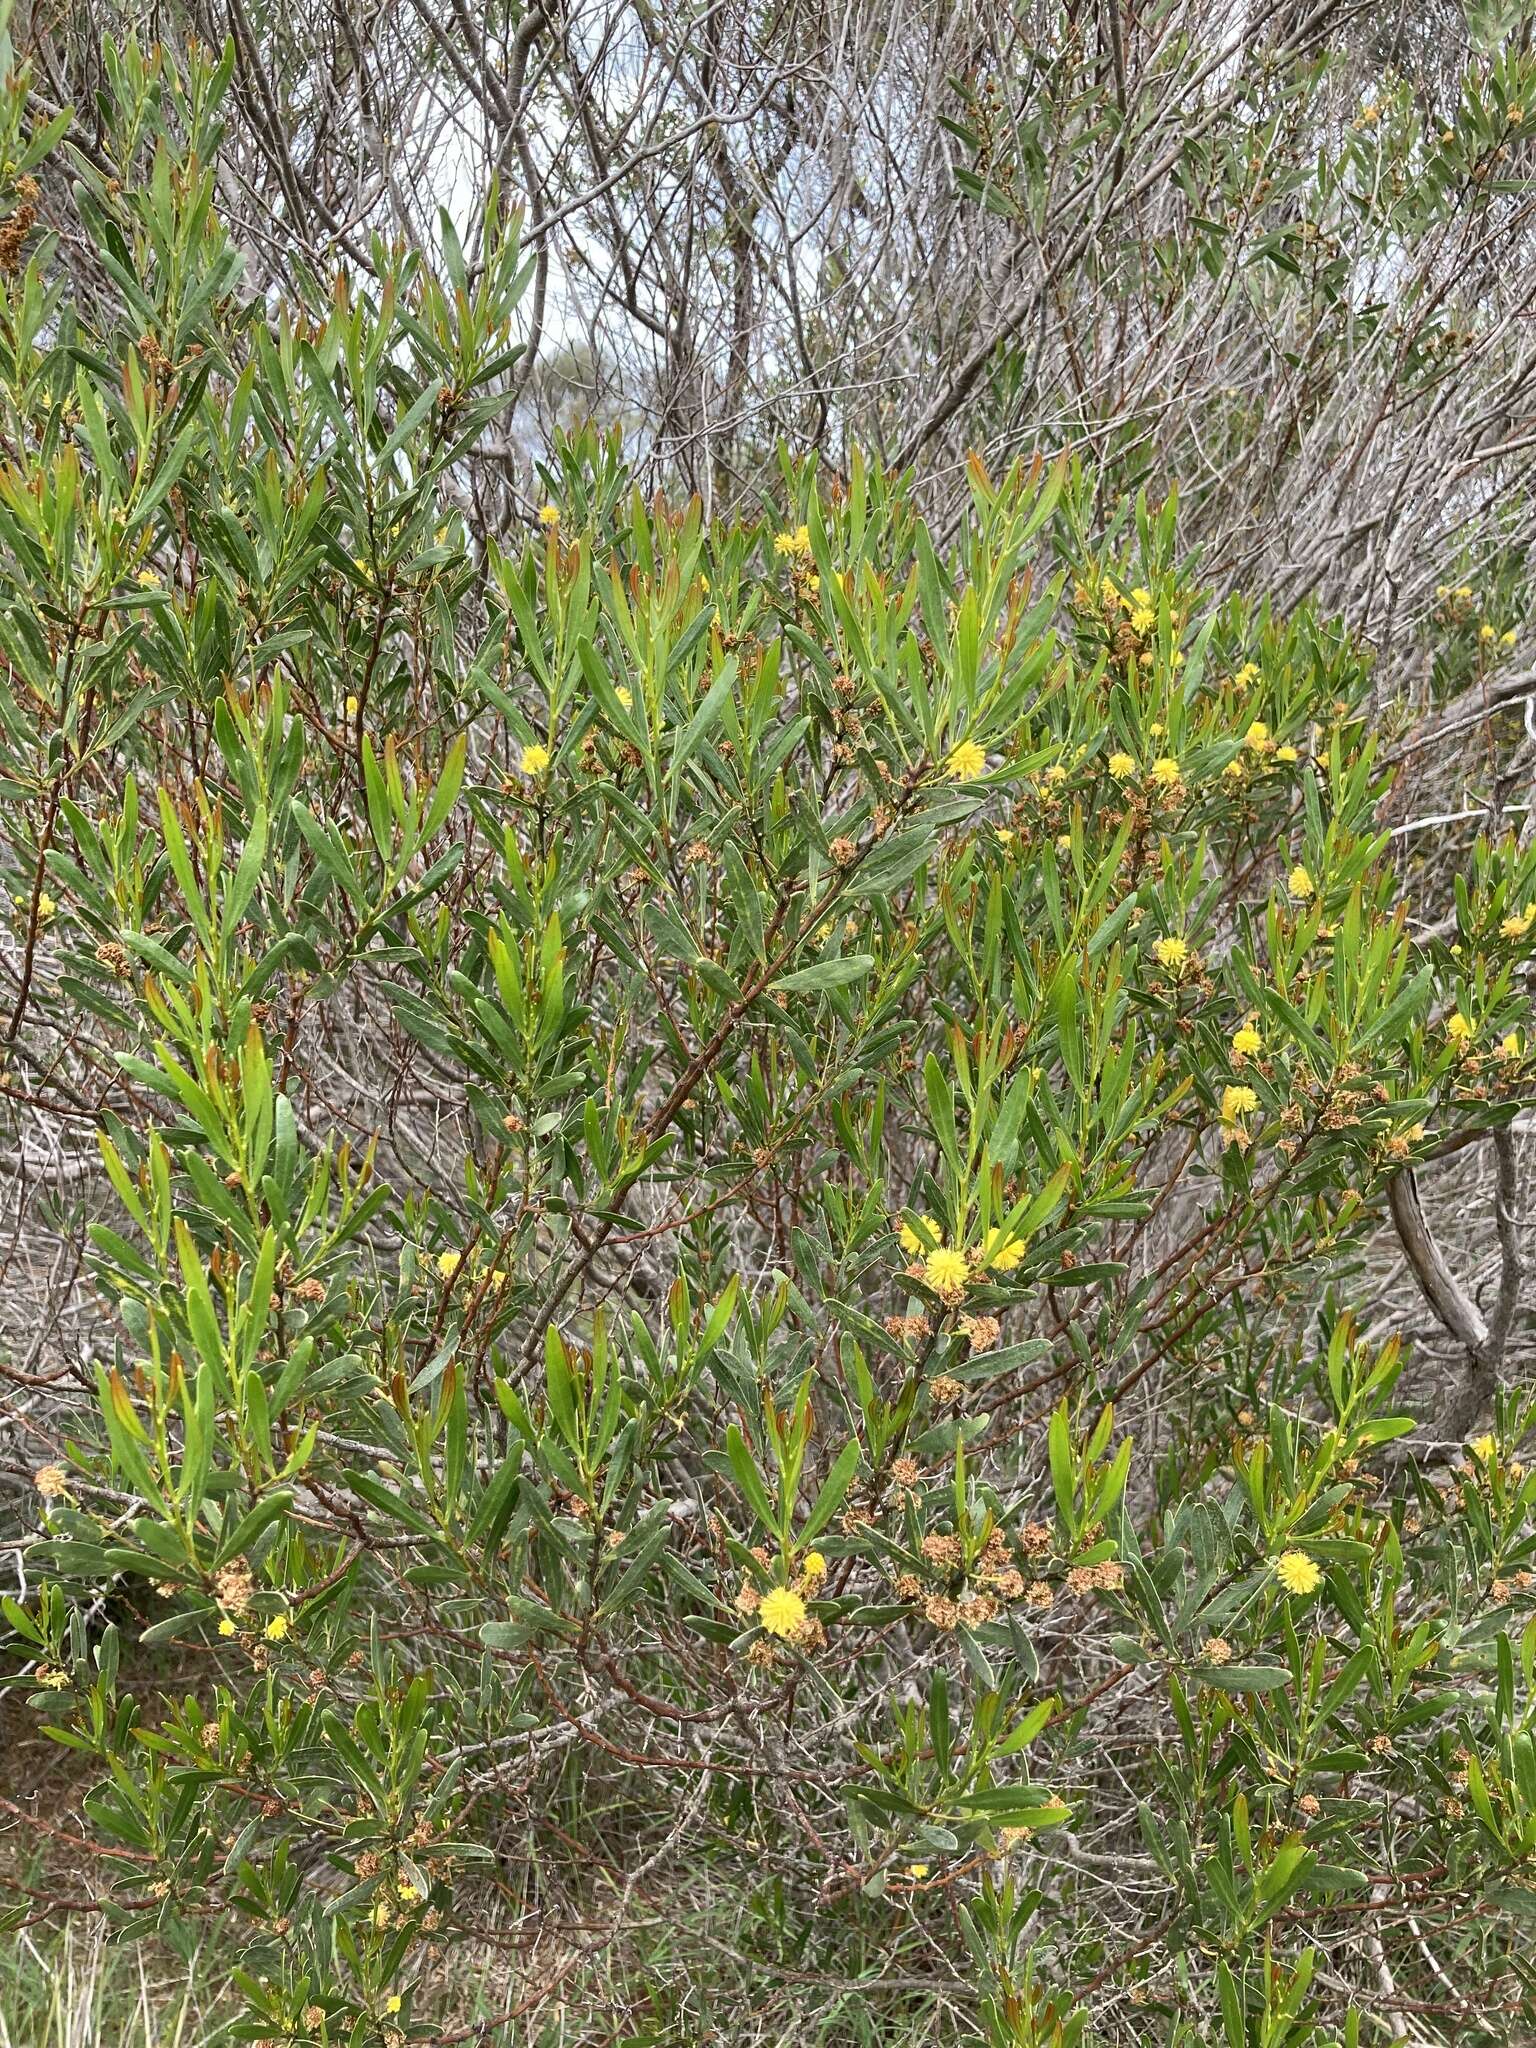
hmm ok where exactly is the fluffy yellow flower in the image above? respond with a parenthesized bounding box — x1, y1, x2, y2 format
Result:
(520, 743, 551, 777)
(924, 1245, 971, 1296)
(1041, 763, 1068, 787)
(537, 504, 560, 528)
(1276, 745, 1299, 764)
(801, 1551, 827, 1580)
(1107, 751, 1136, 778)
(1233, 662, 1260, 687)
(136, 567, 160, 588)
(1468, 1433, 1496, 1463)
(946, 740, 987, 780)
(1500, 906, 1533, 940)
(1244, 720, 1271, 753)
(1446, 1012, 1473, 1044)
(1231, 1024, 1262, 1059)
(1130, 606, 1156, 635)
(1287, 865, 1315, 900)
(773, 524, 812, 558)
(1275, 1550, 1322, 1596)
(436, 1250, 463, 1278)
(758, 1585, 807, 1638)
(345, 694, 359, 717)
(983, 1227, 1026, 1273)
(906, 1862, 931, 1879)
(1221, 1084, 1258, 1123)
(1152, 936, 1189, 971)
(385, 1996, 403, 2015)
(1223, 757, 1247, 782)
(899, 1213, 941, 1255)
(1479, 623, 1496, 641)
(1501, 1031, 1521, 1061)
(1150, 757, 1182, 786)
(217, 1616, 237, 1638)
(264, 1615, 290, 1641)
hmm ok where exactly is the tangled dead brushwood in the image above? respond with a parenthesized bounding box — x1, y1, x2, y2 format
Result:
(6, 2, 1536, 2044)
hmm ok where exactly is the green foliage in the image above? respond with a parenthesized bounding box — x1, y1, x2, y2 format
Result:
(4, 23, 1536, 2048)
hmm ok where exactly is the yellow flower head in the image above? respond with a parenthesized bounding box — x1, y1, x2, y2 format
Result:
(1231, 1024, 1262, 1059)
(436, 1249, 463, 1278)
(615, 686, 633, 709)
(1042, 763, 1068, 787)
(899, 1214, 941, 1255)
(1130, 606, 1156, 635)
(1234, 662, 1260, 687)
(537, 504, 560, 528)
(218, 1616, 237, 1638)
(36, 894, 56, 922)
(1446, 1011, 1473, 1044)
(1275, 1550, 1322, 1596)
(906, 1862, 931, 1879)
(758, 1585, 807, 1638)
(923, 1245, 971, 1296)
(1221, 1084, 1258, 1124)
(386, 1996, 403, 2015)
(345, 694, 360, 718)
(946, 740, 988, 781)
(397, 1881, 422, 1902)
(1479, 623, 1496, 641)
(520, 743, 551, 777)
(1244, 720, 1271, 752)
(1276, 745, 1299, 764)
(1152, 936, 1190, 971)
(983, 1227, 1025, 1273)
(1107, 751, 1136, 778)
(1500, 906, 1533, 941)
(1501, 1031, 1522, 1061)
(136, 567, 160, 588)
(1287, 865, 1315, 901)
(773, 524, 812, 558)
(801, 1551, 828, 1581)
(1468, 1433, 1496, 1464)
(1223, 756, 1248, 782)
(264, 1614, 290, 1642)
(1150, 756, 1182, 786)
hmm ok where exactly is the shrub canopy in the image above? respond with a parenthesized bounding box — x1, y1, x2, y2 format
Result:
(4, 21, 1536, 2048)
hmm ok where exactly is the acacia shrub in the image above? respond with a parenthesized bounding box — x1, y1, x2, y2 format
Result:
(4, 32, 1536, 2048)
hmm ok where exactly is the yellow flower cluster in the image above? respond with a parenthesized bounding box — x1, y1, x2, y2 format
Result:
(520, 742, 551, 777)
(773, 524, 812, 559)
(1275, 1550, 1322, 1596)
(946, 739, 987, 780)
(758, 1584, 807, 1638)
